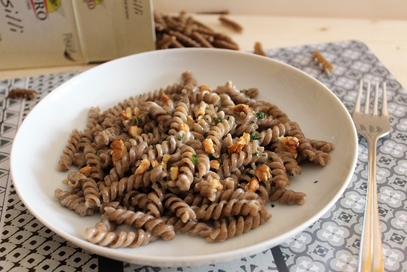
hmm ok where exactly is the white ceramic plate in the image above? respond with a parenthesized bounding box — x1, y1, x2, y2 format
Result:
(11, 48, 358, 267)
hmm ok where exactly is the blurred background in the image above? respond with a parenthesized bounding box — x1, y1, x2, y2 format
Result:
(153, 0, 407, 19)
(1, 0, 406, 86)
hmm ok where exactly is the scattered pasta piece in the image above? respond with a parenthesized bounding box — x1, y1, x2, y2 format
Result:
(218, 15, 243, 33)
(312, 50, 334, 74)
(254, 42, 267, 57)
(8, 88, 38, 100)
(197, 10, 229, 15)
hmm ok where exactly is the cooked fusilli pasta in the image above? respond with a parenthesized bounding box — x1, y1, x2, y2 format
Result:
(55, 71, 334, 248)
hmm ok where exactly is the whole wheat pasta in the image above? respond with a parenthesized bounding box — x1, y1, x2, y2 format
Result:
(8, 88, 38, 100)
(154, 11, 240, 50)
(102, 207, 175, 241)
(312, 50, 334, 74)
(55, 71, 334, 248)
(254, 42, 267, 57)
(218, 16, 243, 33)
(57, 129, 81, 171)
(84, 219, 158, 248)
(269, 188, 306, 205)
(54, 188, 94, 217)
(206, 208, 271, 243)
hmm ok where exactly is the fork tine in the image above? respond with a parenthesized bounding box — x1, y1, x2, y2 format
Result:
(373, 82, 379, 116)
(382, 82, 389, 117)
(364, 81, 371, 115)
(354, 80, 363, 113)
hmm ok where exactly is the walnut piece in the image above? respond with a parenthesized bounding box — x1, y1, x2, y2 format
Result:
(209, 179, 223, 191)
(128, 126, 142, 137)
(179, 123, 190, 132)
(227, 132, 250, 154)
(162, 154, 171, 163)
(255, 165, 271, 182)
(196, 106, 205, 116)
(233, 104, 251, 115)
(199, 84, 211, 92)
(203, 138, 215, 154)
(187, 115, 195, 126)
(210, 160, 220, 170)
(279, 136, 300, 158)
(79, 166, 92, 177)
(245, 177, 259, 192)
(110, 140, 127, 164)
(151, 160, 159, 168)
(135, 159, 151, 174)
(133, 107, 141, 117)
(120, 107, 132, 120)
(170, 166, 179, 181)
(161, 93, 171, 104)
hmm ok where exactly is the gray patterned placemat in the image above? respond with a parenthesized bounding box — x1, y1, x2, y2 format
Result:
(0, 40, 406, 271)
(268, 40, 407, 272)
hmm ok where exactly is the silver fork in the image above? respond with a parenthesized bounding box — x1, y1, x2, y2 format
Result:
(352, 80, 390, 272)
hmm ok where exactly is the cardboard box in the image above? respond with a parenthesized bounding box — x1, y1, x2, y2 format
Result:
(72, 0, 156, 63)
(0, 0, 155, 70)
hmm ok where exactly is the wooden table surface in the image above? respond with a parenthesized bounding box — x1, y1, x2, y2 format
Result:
(1, 14, 406, 88)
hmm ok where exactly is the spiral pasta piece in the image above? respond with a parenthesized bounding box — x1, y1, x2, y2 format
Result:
(103, 142, 150, 185)
(208, 205, 272, 243)
(83, 145, 105, 181)
(221, 140, 262, 177)
(155, 135, 179, 159)
(206, 117, 236, 157)
(263, 151, 291, 188)
(141, 101, 173, 129)
(193, 178, 218, 202)
(85, 226, 157, 248)
(309, 138, 335, 152)
(82, 177, 101, 208)
(193, 199, 261, 220)
(181, 71, 197, 92)
(131, 128, 160, 145)
(270, 188, 306, 205)
(86, 106, 101, 131)
(168, 145, 196, 191)
(254, 124, 286, 146)
(271, 140, 302, 176)
(164, 194, 196, 223)
(58, 129, 81, 171)
(207, 216, 257, 243)
(54, 188, 94, 217)
(145, 183, 165, 218)
(124, 190, 149, 210)
(94, 126, 121, 148)
(183, 192, 212, 207)
(187, 87, 221, 105)
(215, 188, 259, 203)
(66, 171, 88, 189)
(103, 207, 175, 240)
(167, 216, 213, 238)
